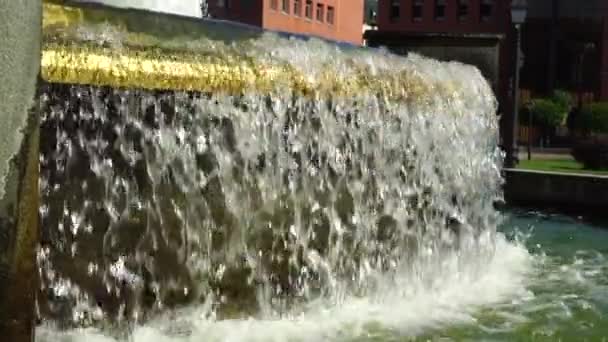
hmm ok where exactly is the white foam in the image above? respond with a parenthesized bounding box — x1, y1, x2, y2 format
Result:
(37, 235, 533, 342)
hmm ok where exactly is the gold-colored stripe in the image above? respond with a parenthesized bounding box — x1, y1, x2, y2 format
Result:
(41, 43, 315, 94)
(40, 2, 452, 102)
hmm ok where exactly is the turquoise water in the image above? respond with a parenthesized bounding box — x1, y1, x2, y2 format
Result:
(414, 210, 608, 341)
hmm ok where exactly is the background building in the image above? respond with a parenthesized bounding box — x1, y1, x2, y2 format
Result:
(364, 0, 516, 159)
(365, 0, 513, 97)
(522, 0, 608, 102)
(207, 0, 365, 45)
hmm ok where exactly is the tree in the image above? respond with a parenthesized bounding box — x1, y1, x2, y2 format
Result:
(529, 98, 564, 128)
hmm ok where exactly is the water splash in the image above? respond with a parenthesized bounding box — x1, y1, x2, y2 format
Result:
(36, 25, 512, 341)
(37, 236, 533, 341)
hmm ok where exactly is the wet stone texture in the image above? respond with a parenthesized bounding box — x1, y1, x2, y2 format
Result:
(0, 0, 41, 338)
(0, 112, 40, 341)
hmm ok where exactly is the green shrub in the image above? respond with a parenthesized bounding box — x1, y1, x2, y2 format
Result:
(576, 102, 608, 135)
(551, 90, 573, 114)
(529, 98, 565, 128)
(572, 141, 608, 170)
(520, 90, 572, 128)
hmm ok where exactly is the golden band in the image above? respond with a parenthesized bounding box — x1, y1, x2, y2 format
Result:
(41, 2, 452, 102)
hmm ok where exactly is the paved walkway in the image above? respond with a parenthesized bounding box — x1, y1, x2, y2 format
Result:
(518, 147, 573, 161)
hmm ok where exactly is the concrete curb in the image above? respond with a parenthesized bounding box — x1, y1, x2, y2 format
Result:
(504, 168, 608, 218)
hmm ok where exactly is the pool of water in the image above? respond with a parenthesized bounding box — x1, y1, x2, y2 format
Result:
(36, 210, 608, 341)
(413, 210, 608, 341)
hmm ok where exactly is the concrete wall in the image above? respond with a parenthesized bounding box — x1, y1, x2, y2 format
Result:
(0, 0, 42, 340)
(208, 0, 264, 26)
(364, 32, 503, 93)
(402, 44, 501, 90)
(504, 169, 608, 216)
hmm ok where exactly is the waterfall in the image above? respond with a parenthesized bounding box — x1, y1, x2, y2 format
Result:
(34, 3, 528, 341)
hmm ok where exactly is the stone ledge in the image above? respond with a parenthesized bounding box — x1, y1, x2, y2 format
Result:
(504, 168, 608, 218)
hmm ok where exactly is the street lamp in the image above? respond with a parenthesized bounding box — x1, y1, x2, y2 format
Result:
(506, 0, 528, 168)
(511, 0, 528, 25)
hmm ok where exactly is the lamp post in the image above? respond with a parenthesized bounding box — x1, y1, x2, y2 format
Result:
(507, 0, 528, 168)
(527, 103, 532, 160)
(576, 43, 595, 108)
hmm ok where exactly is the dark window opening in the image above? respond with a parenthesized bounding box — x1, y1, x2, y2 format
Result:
(413, 0, 423, 21)
(294, 0, 301, 16)
(271, 0, 278, 10)
(316, 3, 324, 22)
(327, 6, 335, 24)
(305, 0, 312, 19)
(390, 0, 400, 22)
(282, 0, 289, 13)
(434, 0, 446, 21)
(458, 0, 469, 21)
(242, 0, 255, 10)
(480, 0, 494, 22)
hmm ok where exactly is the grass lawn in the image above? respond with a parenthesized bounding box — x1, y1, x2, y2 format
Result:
(518, 158, 608, 176)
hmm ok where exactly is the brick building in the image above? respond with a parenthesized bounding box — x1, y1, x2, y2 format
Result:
(375, 0, 510, 34)
(207, 0, 365, 45)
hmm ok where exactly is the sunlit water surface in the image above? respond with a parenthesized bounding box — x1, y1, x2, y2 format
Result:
(37, 211, 608, 341)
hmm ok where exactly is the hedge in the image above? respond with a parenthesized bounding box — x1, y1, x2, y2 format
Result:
(577, 102, 608, 135)
(520, 91, 572, 129)
(572, 141, 608, 170)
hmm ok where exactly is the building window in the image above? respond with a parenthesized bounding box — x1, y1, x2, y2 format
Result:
(305, 0, 312, 19)
(271, 0, 278, 10)
(327, 6, 335, 24)
(480, 0, 494, 22)
(458, 0, 469, 21)
(413, 0, 423, 22)
(434, 0, 446, 21)
(244, 0, 256, 10)
(282, 0, 289, 13)
(316, 3, 324, 22)
(294, 0, 301, 16)
(390, 0, 400, 22)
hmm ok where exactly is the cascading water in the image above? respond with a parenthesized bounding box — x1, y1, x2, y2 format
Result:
(35, 3, 535, 341)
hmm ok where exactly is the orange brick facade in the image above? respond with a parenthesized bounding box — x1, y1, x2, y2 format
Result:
(208, 0, 364, 45)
